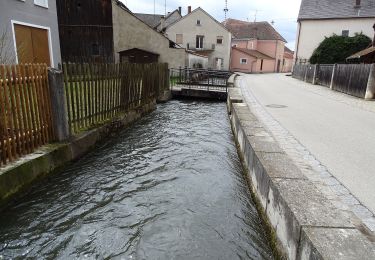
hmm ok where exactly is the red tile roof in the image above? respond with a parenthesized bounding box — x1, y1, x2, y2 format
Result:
(233, 47, 274, 60)
(225, 19, 287, 42)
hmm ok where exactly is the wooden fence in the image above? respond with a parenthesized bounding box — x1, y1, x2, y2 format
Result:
(332, 64, 372, 98)
(292, 63, 373, 98)
(63, 62, 168, 134)
(305, 65, 315, 83)
(0, 64, 53, 166)
(316, 65, 334, 87)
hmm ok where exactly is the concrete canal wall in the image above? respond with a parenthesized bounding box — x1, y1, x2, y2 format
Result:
(0, 101, 156, 209)
(227, 82, 375, 259)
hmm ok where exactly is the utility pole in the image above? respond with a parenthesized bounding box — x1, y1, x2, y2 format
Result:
(224, 0, 229, 23)
(254, 10, 258, 22)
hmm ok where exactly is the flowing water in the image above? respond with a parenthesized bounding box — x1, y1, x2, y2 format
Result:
(0, 101, 274, 259)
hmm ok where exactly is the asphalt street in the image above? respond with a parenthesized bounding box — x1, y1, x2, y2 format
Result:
(241, 73, 375, 214)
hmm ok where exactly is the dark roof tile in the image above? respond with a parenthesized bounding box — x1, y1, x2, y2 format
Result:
(298, 0, 375, 20)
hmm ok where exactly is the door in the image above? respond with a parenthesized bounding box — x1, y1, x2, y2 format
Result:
(14, 24, 51, 66)
(277, 59, 281, 73)
(216, 58, 223, 70)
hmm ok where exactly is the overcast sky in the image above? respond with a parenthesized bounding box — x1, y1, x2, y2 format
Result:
(122, 0, 301, 50)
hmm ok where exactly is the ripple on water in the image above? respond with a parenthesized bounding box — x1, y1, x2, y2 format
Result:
(0, 101, 274, 259)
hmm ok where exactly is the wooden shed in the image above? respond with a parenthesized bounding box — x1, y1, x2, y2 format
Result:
(119, 48, 160, 64)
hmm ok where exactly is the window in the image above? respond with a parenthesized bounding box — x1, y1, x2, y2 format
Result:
(196, 20, 201, 26)
(342, 30, 349, 37)
(34, 0, 48, 8)
(196, 35, 204, 49)
(176, 34, 183, 44)
(260, 59, 264, 71)
(240, 58, 247, 64)
(355, 0, 361, 7)
(216, 36, 223, 44)
(91, 43, 99, 56)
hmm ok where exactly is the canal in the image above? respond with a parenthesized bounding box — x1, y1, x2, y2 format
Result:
(0, 101, 274, 259)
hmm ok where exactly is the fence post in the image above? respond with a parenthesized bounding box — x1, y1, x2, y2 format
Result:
(304, 65, 308, 82)
(48, 68, 70, 142)
(365, 64, 375, 100)
(312, 64, 318, 85)
(330, 64, 337, 90)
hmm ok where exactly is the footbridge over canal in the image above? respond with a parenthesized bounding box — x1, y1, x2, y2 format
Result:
(169, 68, 234, 101)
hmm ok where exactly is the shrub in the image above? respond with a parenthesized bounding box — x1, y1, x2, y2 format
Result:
(309, 33, 371, 64)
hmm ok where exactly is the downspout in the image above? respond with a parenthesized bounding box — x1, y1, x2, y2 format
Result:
(295, 20, 302, 64)
(274, 40, 278, 72)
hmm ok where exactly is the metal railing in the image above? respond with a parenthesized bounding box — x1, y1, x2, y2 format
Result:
(186, 43, 216, 51)
(170, 67, 231, 92)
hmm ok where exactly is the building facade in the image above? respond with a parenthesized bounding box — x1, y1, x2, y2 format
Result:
(112, 1, 186, 68)
(226, 19, 288, 73)
(295, 0, 375, 64)
(56, 0, 114, 62)
(165, 7, 232, 70)
(0, 0, 61, 67)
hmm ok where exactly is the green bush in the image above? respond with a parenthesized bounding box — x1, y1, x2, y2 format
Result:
(309, 33, 371, 64)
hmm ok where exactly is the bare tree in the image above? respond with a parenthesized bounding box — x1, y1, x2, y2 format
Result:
(0, 27, 16, 64)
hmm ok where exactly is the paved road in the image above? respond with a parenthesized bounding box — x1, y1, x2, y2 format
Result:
(241, 73, 375, 214)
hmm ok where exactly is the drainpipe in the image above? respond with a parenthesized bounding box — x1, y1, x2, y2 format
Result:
(274, 40, 278, 72)
(295, 20, 302, 64)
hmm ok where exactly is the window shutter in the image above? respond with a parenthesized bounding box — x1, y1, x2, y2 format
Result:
(34, 0, 48, 8)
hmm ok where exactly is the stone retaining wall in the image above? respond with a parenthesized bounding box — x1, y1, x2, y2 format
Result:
(0, 101, 156, 209)
(227, 86, 375, 259)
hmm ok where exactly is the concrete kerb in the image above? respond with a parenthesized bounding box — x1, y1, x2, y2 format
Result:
(227, 84, 375, 259)
(0, 101, 157, 209)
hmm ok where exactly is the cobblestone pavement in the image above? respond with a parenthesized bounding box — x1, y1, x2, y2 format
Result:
(238, 74, 375, 233)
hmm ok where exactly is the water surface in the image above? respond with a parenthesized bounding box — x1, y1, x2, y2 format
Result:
(0, 101, 273, 259)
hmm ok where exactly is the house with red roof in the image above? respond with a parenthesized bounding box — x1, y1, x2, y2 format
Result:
(225, 19, 291, 73)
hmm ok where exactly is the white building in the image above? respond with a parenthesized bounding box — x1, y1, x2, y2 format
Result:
(295, 0, 375, 64)
(165, 7, 232, 70)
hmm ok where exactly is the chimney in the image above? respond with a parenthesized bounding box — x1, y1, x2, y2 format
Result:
(373, 23, 375, 47)
(188, 6, 192, 14)
(160, 16, 165, 31)
(178, 6, 182, 15)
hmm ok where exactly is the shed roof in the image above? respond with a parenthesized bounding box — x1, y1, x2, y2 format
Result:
(225, 19, 287, 42)
(347, 46, 375, 59)
(298, 0, 375, 21)
(233, 47, 274, 60)
(118, 48, 160, 56)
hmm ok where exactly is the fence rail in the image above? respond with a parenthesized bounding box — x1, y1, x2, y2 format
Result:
(63, 62, 168, 134)
(0, 64, 53, 166)
(292, 63, 373, 99)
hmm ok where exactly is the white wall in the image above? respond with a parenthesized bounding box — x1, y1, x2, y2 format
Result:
(165, 8, 232, 70)
(112, 2, 186, 69)
(187, 53, 208, 68)
(295, 18, 375, 62)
